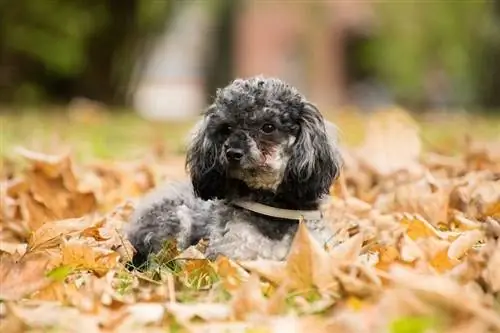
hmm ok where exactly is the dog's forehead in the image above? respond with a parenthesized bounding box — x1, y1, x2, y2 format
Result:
(212, 78, 304, 124)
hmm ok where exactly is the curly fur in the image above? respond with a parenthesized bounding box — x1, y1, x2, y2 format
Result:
(125, 76, 342, 267)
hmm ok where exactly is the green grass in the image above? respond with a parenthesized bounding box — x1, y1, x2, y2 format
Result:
(2, 108, 499, 165)
(1, 109, 195, 163)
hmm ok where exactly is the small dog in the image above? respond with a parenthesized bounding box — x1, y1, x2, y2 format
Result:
(125, 76, 342, 267)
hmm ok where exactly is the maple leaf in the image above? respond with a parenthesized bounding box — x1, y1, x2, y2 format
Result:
(27, 217, 93, 252)
(61, 239, 120, 277)
(284, 221, 339, 293)
(0, 252, 51, 300)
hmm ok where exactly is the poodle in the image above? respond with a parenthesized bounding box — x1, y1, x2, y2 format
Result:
(125, 76, 342, 267)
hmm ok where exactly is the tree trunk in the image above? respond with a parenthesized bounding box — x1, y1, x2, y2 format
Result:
(78, 0, 137, 106)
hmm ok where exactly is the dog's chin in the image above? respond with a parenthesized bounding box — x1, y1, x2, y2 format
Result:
(227, 163, 286, 192)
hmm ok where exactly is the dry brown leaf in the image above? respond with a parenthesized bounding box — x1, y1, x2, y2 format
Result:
(15, 147, 71, 178)
(355, 108, 424, 178)
(482, 240, 500, 292)
(28, 217, 92, 251)
(19, 192, 59, 231)
(390, 173, 450, 224)
(0, 253, 51, 300)
(214, 256, 249, 291)
(399, 214, 457, 241)
(399, 234, 424, 263)
(61, 239, 119, 277)
(330, 233, 364, 261)
(450, 176, 500, 218)
(285, 221, 338, 292)
(388, 265, 500, 329)
(14, 148, 97, 230)
(429, 247, 460, 273)
(0, 303, 28, 333)
(0, 242, 27, 256)
(175, 247, 215, 289)
(165, 302, 231, 324)
(447, 229, 484, 261)
(230, 273, 268, 320)
(7, 302, 100, 332)
(237, 260, 286, 286)
(125, 303, 165, 326)
(373, 245, 400, 271)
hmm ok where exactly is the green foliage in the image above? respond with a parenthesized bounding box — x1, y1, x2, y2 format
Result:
(363, 1, 491, 106)
(0, 0, 172, 104)
(390, 315, 440, 333)
(2, 1, 105, 76)
(46, 265, 74, 282)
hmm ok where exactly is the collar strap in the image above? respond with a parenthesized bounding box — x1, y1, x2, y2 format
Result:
(231, 200, 324, 220)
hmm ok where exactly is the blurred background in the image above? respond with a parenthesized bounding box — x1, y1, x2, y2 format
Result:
(1, 0, 500, 163)
(2, 0, 500, 115)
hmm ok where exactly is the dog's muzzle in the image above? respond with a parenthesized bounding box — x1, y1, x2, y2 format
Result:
(225, 148, 244, 161)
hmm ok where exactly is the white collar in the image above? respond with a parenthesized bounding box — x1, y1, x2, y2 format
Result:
(231, 200, 324, 220)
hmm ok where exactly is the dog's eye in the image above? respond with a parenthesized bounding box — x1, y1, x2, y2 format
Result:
(220, 124, 232, 135)
(261, 123, 275, 134)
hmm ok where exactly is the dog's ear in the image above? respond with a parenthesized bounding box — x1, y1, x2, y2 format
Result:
(279, 102, 341, 204)
(186, 106, 226, 200)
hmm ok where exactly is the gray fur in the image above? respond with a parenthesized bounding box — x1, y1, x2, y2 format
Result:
(124, 76, 342, 265)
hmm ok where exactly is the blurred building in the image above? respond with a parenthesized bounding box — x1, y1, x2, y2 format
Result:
(234, 1, 376, 109)
(133, 1, 379, 120)
(133, 0, 498, 120)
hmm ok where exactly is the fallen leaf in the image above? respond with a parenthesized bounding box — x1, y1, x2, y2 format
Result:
(0, 253, 51, 300)
(230, 273, 267, 320)
(284, 221, 338, 292)
(482, 240, 500, 292)
(355, 108, 424, 178)
(237, 260, 286, 286)
(447, 229, 483, 261)
(165, 302, 231, 324)
(214, 256, 249, 291)
(429, 247, 459, 273)
(28, 217, 92, 251)
(388, 265, 500, 329)
(61, 239, 119, 277)
(330, 233, 364, 261)
(7, 302, 100, 332)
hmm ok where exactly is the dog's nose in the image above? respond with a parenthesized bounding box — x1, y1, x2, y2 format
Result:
(225, 148, 244, 161)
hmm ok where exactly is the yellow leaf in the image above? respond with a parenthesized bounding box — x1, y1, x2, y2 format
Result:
(215, 256, 249, 291)
(401, 215, 442, 240)
(373, 245, 400, 271)
(346, 296, 365, 311)
(429, 248, 459, 273)
(61, 239, 119, 277)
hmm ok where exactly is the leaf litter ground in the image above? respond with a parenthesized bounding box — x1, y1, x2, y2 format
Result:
(1, 107, 500, 333)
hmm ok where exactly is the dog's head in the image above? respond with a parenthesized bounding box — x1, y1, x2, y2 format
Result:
(186, 76, 341, 204)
